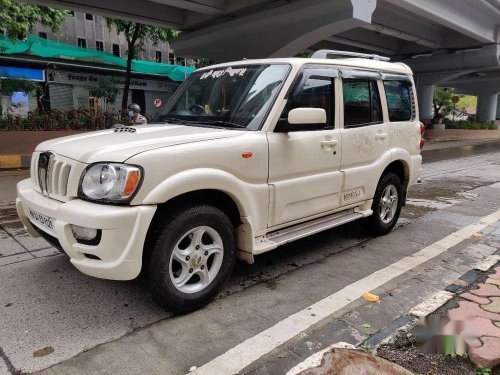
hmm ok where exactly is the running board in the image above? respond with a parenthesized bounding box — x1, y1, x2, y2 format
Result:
(254, 209, 367, 255)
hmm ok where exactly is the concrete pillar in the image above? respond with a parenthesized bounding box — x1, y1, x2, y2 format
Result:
(477, 92, 498, 122)
(417, 84, 434, 122)
(496, 95, 500, 120)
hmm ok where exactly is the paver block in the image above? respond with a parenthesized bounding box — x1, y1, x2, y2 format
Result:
(486, 278, 500, 287)
(481, 296, 500, 314)
(466, 317, 500, 340)
(469, 336, 500, 369)
(448, 301, 500, 322)
(460, 292, 491, 305)
(469, 283, 500, 297)
(490, 267, 500, 280)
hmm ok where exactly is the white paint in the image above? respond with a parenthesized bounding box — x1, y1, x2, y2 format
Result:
(409, 291, 454, 318)
(474, 255, 500, 271)
(286, 343, 356, 375)
(406, 198, 453, 209)
(192, 209, 500, 375)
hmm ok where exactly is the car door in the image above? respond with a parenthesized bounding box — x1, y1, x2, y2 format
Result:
(267, 66, 342, 227)
(339, 70, 389, 206)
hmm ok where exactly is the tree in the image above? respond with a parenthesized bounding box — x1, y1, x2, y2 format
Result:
(0, 0, 68, 40)
(105, 19, 178, 113)
(89, 79, 119, 110)
(432, 87, 454, 123)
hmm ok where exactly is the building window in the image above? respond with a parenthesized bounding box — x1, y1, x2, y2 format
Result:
(77, 38, 87, 48)
(112, 44, 120, 57)
(168, 53, 175, 65)
(155, 51, 162, 63)
(176, 57, 185, 66)
(68, 10, 75, 17)
(96, 41, 104, 51)
(38, 32, 47, 39)
(85, 13, 94, 21)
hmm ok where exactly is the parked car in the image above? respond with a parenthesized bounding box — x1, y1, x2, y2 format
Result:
(17, 50, 424, 313)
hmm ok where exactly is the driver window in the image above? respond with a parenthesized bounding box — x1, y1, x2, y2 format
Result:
(276, 69, 334, 132)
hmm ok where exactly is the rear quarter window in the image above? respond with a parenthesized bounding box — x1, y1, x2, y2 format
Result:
(383, 80, 413, 122)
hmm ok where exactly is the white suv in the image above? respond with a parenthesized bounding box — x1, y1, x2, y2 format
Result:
(17, 50, 424, 312)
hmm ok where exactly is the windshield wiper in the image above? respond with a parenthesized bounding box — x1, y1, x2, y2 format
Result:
(198, 120, 247, 129)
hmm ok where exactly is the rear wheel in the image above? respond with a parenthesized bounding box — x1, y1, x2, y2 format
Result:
(365, 172, 402, 235)
(148, 205, 236, 313)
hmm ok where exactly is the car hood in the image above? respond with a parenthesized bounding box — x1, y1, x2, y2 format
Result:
(35, 124, 245, 164)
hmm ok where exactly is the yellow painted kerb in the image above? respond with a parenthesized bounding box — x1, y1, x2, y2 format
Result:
(0, 155, 21, 169)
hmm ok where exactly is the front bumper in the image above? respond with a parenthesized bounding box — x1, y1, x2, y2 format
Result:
(16, 178, 156, 280)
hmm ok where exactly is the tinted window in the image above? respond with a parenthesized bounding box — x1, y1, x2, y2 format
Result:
(279, 69, 334, 131)
(343, 80, 382, 127)
(383, 80, 412, 122)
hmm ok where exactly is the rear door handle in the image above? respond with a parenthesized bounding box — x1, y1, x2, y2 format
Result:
(375, 133, 387, 140)
(321, 139, 338, 148)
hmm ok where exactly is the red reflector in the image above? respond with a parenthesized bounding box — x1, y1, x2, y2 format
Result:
(242, 152, 253, 159)
(420, 138, 425, 150)
(420, 122, 426, 136)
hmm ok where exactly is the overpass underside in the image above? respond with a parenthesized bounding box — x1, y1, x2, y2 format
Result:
(27, 0, 500, 122)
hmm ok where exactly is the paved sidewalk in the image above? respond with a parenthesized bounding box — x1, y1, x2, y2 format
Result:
(448, 265, 500, 368)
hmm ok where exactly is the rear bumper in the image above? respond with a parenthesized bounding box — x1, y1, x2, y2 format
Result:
(16, 178, 156, 280)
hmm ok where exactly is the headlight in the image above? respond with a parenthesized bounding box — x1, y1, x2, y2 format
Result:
(78, 163, 143, 203)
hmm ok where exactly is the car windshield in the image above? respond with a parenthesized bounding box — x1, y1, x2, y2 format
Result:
(158, 64, 290, 130)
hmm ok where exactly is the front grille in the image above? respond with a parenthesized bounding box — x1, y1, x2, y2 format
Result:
(31, 152, 73, 201)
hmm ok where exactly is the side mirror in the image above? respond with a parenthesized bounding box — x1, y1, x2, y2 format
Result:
(288, 108, 326, 126)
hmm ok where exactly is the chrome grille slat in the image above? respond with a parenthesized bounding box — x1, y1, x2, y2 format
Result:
(31, 152, 73, 201)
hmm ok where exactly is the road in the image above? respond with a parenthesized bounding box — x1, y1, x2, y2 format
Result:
(1, 140, 499, 375)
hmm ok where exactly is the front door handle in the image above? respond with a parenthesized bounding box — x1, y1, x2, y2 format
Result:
(321, 139, 338, 148)
(375, 132, 387, 140)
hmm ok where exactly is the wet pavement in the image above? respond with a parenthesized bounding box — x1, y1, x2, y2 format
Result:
(0, 140, 499, 374)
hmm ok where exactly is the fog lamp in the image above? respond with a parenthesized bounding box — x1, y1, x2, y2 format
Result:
(71, 225, 101, 245)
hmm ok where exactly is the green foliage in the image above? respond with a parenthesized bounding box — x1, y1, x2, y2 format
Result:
(89, 80, 119, 105)
(476, 365, 491, 375)
(443, 118, 496, 130)
(456, 95, 477, 110)
(0, 77, 38, 96)
(296, 51, 313, 58)
(195, 58, 215, 69)
(360, 343, 373, 354)
(0, 0, 69, 40)
(0, 108, 122, 131)
(432, 87, 454, 123)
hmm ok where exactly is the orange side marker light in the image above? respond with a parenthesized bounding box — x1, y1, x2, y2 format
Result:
(242, 152, 253, 159)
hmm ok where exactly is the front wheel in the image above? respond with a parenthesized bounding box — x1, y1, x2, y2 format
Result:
(365, 173, 403, 235)
(148, 205, 236, 313)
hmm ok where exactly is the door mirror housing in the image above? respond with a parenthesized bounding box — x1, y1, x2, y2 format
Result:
(288, 108, 327, 126)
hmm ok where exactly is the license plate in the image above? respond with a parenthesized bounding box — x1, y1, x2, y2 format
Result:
(28, 208, 55, 233)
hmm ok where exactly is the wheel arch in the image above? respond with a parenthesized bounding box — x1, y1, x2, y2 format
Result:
(381, 159, 410, 204)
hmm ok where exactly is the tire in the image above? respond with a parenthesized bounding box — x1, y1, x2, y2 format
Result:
(148, 204, 236, 313)
(365, 172, 403, 236)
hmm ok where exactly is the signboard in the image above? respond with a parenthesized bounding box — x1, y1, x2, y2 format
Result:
(0, 66, 45, 81)
(451, 95, 460, 104)
(153, 98, 163, 107)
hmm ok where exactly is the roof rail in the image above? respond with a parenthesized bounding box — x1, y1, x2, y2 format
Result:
(311, 49, 390, 61)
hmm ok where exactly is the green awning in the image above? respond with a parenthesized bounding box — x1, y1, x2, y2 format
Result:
(0, 34, 194, 81)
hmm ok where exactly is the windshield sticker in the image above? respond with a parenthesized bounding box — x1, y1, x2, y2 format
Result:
(200, 67, 247, 80)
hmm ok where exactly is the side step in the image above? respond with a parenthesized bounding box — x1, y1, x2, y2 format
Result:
(254, 209, 367, 255)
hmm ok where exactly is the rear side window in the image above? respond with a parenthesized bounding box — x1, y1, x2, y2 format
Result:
(343, 80, 382, 127)
(383, 80, 412, 122)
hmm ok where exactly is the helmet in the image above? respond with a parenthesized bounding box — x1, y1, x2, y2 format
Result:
(128, 103, 141, 113)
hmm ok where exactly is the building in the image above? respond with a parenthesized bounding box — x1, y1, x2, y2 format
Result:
(35, 11, 176, 64)
(0, 11, 194, 119)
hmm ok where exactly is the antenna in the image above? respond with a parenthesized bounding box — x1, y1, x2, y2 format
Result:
(311, 49, 390, 61)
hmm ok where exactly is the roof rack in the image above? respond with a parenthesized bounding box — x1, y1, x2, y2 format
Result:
(311, 49, 390, 62)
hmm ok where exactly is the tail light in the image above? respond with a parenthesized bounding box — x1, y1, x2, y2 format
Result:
(419, 122, 425, 150)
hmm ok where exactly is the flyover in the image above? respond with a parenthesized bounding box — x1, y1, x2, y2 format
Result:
(27, 0, 500, 122)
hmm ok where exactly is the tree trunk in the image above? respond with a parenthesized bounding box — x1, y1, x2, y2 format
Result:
(121, 24, 141, 116)
(121, 41, 134, 115)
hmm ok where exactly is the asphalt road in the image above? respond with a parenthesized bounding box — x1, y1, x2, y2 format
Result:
(0, 140, 499, 375)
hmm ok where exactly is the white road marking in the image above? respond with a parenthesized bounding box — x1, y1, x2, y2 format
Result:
(193, 209, 500, 375)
